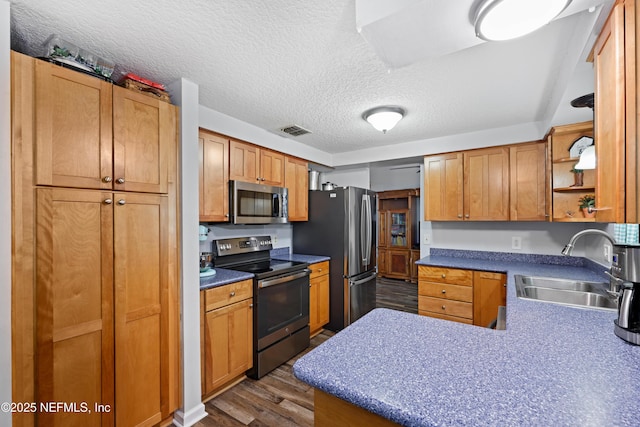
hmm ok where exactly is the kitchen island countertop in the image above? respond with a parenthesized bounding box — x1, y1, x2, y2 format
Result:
(293, 251, 640, 426)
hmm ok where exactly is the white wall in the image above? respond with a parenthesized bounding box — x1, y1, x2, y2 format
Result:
(370, 163, 420, 191)
(166, 78, 207, 427)
(1, 2, 12, 426)
(322, 166, 371, 189)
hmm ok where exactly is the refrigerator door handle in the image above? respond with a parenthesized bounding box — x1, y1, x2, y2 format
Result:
(366, 194, 372, 264)
(361, 195, 367, 263)
(350, 272, 377, 286)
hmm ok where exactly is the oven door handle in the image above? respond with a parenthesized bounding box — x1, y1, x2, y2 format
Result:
(258, 269, 311, 288)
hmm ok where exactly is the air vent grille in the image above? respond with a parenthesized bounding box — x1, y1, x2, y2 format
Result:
(280, 125, 311, 137)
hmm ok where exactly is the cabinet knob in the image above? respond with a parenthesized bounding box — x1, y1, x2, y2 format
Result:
(465, 214, 470, 218)
(441, 274, 446, 278)
(261, 177, 266, 181)
(230, 291, 236, 297)
(457, 214, 462, 218)
(116, 178, 125, 184)
(104, 198, 113, 205)
(249, 303, 253, 308)
(441, 305, 446, 310)
(256, 177, 261, 182)
(103, 176, 112, 183)
(441, 289, 446, 294)
(117, 199, 126, 205)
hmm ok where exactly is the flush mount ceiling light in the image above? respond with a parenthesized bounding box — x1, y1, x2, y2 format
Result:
(362, 106, 405, 133)
(474, 0, 572, 41)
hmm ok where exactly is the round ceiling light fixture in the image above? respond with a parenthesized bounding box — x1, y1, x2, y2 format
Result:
(362, 106, 405, 133)
(474, 0, 572, 41)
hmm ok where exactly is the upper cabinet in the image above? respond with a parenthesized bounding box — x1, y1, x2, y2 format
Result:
(424, 147, 509, 221)
(592, 0, 636, 223)
(230, 139, 284, 186)
(285, 156, 309, 221)
(510, 142, 548, 221)
(34, 60, 174, 193)
(199, 130, 230, 222)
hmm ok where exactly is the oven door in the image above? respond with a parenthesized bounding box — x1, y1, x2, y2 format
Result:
(256, 269, 310, 350)
(231, 180, 288, 224)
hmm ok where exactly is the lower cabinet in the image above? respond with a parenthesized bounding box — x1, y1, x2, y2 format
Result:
(418, 266, 506, 327)
(201, 280, 253, 397)
(309, 261, 330, 336)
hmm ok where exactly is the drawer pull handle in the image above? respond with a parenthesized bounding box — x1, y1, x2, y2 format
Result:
(230, 291, 236, 297)
(441, 305, 446, 310)
(441, 289, 446, 294)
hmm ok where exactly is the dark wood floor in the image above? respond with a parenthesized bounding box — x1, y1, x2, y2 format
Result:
(196, 277, 415, 426)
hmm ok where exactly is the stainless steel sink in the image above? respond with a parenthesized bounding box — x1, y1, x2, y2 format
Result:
(514, 275, 617, 311)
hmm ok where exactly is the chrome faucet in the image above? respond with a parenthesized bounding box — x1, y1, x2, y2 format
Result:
(561, 229, 617, 256)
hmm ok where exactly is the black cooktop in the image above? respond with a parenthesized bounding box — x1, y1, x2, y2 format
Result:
(228, 259, 308, 279)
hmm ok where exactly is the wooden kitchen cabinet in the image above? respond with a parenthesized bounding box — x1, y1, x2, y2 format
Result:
(201, 280, 253, 397)
(230, 139, 285, 186)
(418, 266, 506, 327)
(424, 147, 509, 221)
(592, 0, 635, 223)
(12, 51, 180, 427)
(377, 189, 420, 282)
(509, 141, 548, 221)
(309, 261, 330, 336)
(285, 156, 309, 221)
(199, 129, 230, 222)
(35, 59, 173, 194)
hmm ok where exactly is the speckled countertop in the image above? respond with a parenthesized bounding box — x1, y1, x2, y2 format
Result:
(293, 249, 640, 427)
(199, 248, 329, 290)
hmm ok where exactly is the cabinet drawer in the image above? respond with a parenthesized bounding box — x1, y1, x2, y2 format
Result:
(204, 279, 253, 312)
(418, 266, 472, 286)
(419, 296, 472, 319)
(309, 261, 329, 279)
(419, 282, 472, 302)
(418, 310, 473, 325)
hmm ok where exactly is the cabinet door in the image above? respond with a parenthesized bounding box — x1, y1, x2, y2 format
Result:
(387, 249, 410, 279)
(113, 86, 173, 194)
(378, 210, 388, 246)
(285, 156, 308, 221)
(35, 60, 113, 190)
(473, 271, 506, 328)
(261, 148, 285, 186)
(199, 130, 229, 222)
(204, 299, 253, 393)
(464, 147, 509, 220)
(409, 250, 420, 283)
(389, 209, 409, 248)
(510, 142, 547, 221)
(229, 139, 260, 183)
(378, 248, 388, 275)
(310, 274, 330, 335)
(114, 192, 168, 426)
(424, 153, 463, 220)
(35, 188, 114, 426)
(594, 3, 626, 223)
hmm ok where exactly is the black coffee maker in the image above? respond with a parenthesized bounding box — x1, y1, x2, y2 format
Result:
(611, 245, 640, 345)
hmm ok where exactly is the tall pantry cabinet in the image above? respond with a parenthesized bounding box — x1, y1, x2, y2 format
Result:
(11, 51, 180, 427)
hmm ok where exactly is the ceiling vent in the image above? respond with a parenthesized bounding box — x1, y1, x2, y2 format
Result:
(280, 124, 312, 137)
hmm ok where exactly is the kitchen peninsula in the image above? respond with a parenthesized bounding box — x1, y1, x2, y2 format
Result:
(293, 251, 640, 426)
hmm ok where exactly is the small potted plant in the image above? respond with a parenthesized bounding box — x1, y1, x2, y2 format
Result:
(578, 194, 596, 218)
(570, 165, 584, 187)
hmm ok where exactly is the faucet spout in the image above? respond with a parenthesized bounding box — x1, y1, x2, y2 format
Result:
(561, 229, 616, 256)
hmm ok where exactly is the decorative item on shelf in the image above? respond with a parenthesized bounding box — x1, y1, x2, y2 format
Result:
(570, 165, 584, 187)
(568, 136, 594, 159)
(578, 194, 596, 218)
(120, 72, 171, 103)
(43, 34, 115, 79)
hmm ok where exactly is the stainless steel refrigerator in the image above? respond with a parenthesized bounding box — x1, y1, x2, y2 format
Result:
(293, 187, 376, 331)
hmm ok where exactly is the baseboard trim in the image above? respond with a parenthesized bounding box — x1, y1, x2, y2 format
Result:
(172, 403, 207, 427)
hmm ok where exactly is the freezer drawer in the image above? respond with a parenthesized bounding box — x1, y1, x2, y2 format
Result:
(348, 271, 377, 324)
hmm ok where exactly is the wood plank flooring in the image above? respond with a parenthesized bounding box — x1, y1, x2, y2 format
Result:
(196, 277, 415, 426)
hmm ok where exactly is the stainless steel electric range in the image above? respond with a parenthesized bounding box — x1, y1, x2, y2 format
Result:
(211, 236, 311, 379)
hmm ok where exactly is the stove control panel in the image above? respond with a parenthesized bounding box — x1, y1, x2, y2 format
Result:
(212, 235, 273, 256)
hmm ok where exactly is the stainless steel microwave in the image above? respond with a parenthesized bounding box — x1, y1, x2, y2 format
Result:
(230, 180, 288, 224)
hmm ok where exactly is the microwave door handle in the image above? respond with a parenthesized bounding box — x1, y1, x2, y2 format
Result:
(273, 193, 280, 217)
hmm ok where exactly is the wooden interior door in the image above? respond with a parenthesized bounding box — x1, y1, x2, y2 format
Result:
(424, 153, 463, 220)
(229, 139, 260, 183)
(464, 147, 509, 220)
(113, 86, 173, 194)
(35, 188, 114, 426)
(114, 192, 168, 426)
(594, 2, 626, 223)
(34, 60, 113, 190)
(509, 142, 547, 221)
(199, 130, 229, 222)
(285, 156, 309, 221)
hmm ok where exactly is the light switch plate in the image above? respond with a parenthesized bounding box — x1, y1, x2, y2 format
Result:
(512, 236, 522, 250)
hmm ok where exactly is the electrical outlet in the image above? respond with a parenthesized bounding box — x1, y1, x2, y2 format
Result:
(273, 236, 278, 245)
(512, 236, 522, 250)
(604, 244, 611, 262)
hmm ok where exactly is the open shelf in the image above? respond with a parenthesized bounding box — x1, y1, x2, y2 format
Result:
(553, 186, 595, 192)
(553, 157, 581, 164)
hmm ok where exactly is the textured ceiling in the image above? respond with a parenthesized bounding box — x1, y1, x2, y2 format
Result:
(9, 0, 611, 157)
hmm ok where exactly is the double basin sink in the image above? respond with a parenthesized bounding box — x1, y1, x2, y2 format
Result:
(515, 275, 617, 311)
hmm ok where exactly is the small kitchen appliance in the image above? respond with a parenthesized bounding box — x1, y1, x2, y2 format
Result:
(230, 180, 288, 224)
(212, 236, 311, 378)
(611, 245, 640, 345)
